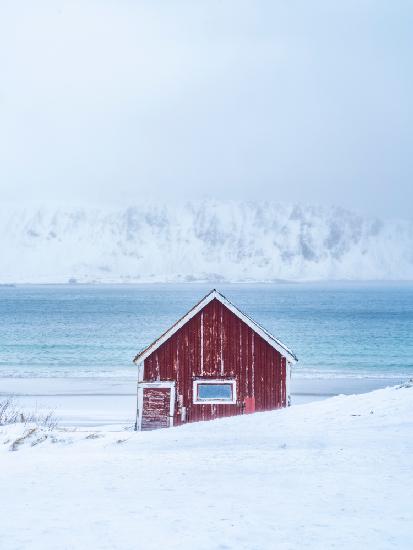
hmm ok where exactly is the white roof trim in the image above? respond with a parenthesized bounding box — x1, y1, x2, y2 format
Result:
(133, 289, 298, 365)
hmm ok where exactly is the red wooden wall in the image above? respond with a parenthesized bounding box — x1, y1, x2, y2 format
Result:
(143, 298, 286, 426)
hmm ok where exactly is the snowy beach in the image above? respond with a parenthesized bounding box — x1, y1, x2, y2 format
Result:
(0, 376, 403, 427)
(1, 283, 412, 549)
(1, 384, 412, 549)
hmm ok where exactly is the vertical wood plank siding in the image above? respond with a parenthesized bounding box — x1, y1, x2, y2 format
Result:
(143, 298, 286, 426)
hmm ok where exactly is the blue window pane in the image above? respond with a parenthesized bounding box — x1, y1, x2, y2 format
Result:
(197, 383, 233, 400)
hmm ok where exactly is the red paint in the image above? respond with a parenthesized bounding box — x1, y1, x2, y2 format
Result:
(244, 397, 255, 414)
(140, 297, 290, 427)
(141, 387, 171, 431)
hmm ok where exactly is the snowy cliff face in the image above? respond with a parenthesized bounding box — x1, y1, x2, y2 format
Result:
(1, 202, 412, 283)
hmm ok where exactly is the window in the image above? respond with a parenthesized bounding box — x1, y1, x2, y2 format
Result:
(193, 379, 236, 404)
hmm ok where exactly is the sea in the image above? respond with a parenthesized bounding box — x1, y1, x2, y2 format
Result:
(1, 283, 412, 380)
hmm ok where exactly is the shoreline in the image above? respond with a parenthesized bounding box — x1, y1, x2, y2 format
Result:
(0, 376, 406, 427)
(0, 375, 404, 394)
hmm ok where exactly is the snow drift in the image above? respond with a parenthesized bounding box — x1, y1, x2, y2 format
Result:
(1, 201, 413, 283)
(1, 384, 412, 549)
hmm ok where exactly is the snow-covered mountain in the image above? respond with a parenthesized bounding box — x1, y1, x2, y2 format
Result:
(1, 201, 412, 283)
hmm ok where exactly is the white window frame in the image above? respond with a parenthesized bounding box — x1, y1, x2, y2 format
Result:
(193, 379, 237, 405)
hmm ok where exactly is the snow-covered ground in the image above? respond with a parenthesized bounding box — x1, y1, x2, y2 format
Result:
(1, 384, 412, 549)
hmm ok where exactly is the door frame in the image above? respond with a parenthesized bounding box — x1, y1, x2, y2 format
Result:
(137, 381, 176, 431)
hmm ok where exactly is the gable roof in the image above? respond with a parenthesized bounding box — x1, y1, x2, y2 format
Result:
(133, 289, 298, 365)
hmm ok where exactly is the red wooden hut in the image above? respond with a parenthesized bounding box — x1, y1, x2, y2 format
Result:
(133, 289, 297, 430)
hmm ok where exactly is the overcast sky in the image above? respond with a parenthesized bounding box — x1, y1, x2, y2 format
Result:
(0, 1, 412, 219)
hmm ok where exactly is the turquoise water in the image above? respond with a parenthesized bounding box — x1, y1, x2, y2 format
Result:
(0, 283, 412, 379)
